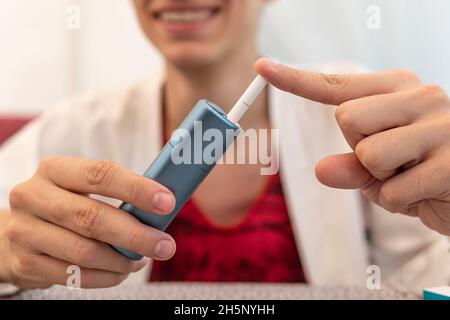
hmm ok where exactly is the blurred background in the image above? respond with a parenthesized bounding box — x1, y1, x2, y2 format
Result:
(0, 0, 449, 116)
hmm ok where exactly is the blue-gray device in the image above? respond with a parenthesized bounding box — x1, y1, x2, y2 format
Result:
(114, 76, 268, 260)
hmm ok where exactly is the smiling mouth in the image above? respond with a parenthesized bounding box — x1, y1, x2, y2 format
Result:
(152, 6, 221, 23)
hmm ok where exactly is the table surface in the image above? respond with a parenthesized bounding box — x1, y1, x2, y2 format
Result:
(4, 283, 420, 300)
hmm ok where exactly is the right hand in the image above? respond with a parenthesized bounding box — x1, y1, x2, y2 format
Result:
(0, 157, 177, 289)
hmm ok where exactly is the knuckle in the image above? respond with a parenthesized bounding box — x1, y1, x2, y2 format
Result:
(355, 140, 381, 171)
(286, 69, 304, 94)
(420, 84, 449, 104)
(321, 73, 348, 88)
(4, 218, 23, 243)
(320, 73, 348, 104)
(409, 85, 450, 116)
(422, 84, 446, 95)
(85, 160, 115, 187)
(335, 102, 356, 130)
(72, 239, 98, 265)
(128, 230, 146, 253)
(75, 203, 104, 238)
(8, 183, 30, 209)
(128, 178, 146, 204)
(379, 183, 403, 212)
(391, 69, 421, 84)
(292, 69, 303, 81)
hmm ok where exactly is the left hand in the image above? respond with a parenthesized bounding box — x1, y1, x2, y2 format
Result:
(256, 58, 450, 236)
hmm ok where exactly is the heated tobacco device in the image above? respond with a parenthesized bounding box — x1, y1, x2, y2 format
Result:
(114, 76, 268, 260)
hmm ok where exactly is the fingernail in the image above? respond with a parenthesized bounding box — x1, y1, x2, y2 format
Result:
(131, 257, 150, 272)
(154, 239, 175, 260)
(152, 192, 175, 213)
(260, 57, 278, 68)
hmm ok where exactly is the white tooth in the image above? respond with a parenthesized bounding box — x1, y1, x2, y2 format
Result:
(160, 10, 211, 22)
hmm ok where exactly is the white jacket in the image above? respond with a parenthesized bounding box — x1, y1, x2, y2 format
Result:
(0, 63, 449, 294)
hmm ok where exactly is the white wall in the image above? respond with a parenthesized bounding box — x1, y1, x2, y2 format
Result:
(0, 0, 72, 113)
(259, 0, 450, 90)
(74, 0, 162, 93)
(0, 0, 449, 115)
(0, 0, 162, 114)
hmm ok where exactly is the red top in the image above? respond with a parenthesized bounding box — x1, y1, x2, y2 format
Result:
(150, 172, 306, 283)
(0, 116, 33, 146)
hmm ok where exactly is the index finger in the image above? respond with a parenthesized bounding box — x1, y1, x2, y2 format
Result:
(255, 58, 421, 106)
(38, 157, 175, 215)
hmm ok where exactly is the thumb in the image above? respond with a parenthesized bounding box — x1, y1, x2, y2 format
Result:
(315, 153, 375, 189)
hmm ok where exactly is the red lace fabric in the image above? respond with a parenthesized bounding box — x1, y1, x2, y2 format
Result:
(150, 173, 306, 283)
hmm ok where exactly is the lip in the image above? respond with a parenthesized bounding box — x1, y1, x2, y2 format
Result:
(148, 3, 222, 35)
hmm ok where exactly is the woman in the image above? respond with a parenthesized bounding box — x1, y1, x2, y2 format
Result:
(0, 0, 449, 292)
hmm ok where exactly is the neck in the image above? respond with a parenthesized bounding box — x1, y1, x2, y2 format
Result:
(163, 51, 269, 135)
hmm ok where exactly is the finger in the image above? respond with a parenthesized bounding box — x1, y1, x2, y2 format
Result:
(315, 153, 375, 189)
(377, 152, 450, 214)
(15, 182, 176, 260)
(11, 252, 130, 289)
(38, 157, 175, 214)
(355, 122, 447, 181)
(336, 86, 450, 148)
(9, 213, 148, 274)
(255, 58, 421, 106)
(315, 153, 385, 206)
(335, 91, 419, 148)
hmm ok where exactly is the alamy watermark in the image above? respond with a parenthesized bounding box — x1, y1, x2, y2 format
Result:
(66, 4, 81, 30)
(66, 265, 81, 289)
(169, 122, 280, 176)
(366, 265, 381, 290)
(366, 5, 381, 30)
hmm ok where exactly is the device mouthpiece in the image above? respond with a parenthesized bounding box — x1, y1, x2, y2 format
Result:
(227, 75, 268, 124)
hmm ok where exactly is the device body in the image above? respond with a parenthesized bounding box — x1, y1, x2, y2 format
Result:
(113, 100, 240, 260)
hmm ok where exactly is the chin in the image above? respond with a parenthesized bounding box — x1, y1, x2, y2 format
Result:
(164, 44, 224, 69)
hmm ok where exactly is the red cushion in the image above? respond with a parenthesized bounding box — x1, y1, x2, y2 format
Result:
(0, 117, 34, 146)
